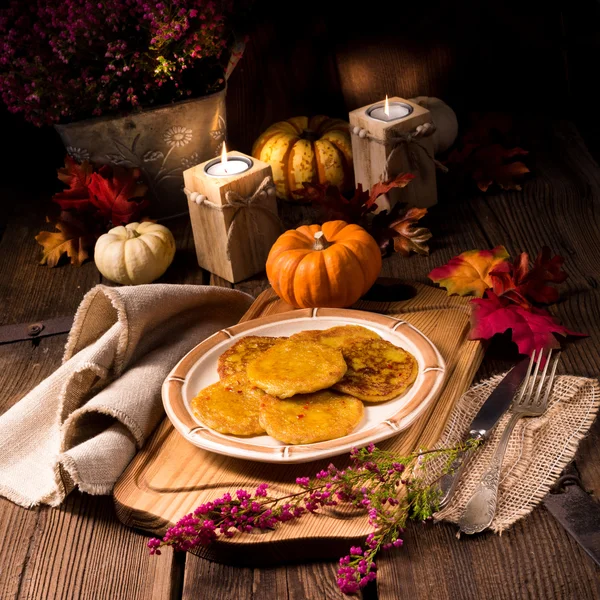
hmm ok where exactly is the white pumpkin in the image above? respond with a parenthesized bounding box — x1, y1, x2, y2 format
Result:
(409, 96, 458, 154)
(94, 222, 176, 285)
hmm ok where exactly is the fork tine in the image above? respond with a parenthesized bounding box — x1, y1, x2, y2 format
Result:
(534, 349, 552, 404)
(515, 350, 537, 405)
(540, 351, 561, 407)
(522, 349, 542, 404)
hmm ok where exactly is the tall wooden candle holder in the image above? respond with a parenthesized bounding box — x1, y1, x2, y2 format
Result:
(183, 151, 281, 283)
(349, 96, 437, 208)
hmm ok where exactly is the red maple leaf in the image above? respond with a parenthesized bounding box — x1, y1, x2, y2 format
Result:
(52, 156, 94, 212)
(490, 247, 568, 305)
(469, 291, 586, 357)
(88, 165, 149, 225)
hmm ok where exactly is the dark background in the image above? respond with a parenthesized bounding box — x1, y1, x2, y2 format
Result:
(2, 0, 600, 193)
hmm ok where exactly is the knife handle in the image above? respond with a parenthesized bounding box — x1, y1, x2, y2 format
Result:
(437, 433, 483, 510)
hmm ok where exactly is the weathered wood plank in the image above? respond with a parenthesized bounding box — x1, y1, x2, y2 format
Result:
(13, 493, 177, 600)
(182, 557, 347, 600)
(377, 509, 600, 600)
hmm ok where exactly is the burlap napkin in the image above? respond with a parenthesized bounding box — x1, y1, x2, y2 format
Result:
(0, 284, 253, 508)
(431, 373, 600, 533)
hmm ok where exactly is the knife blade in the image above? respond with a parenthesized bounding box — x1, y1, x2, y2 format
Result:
(543, 464, 600, 567)
(437, 357, 531, 509)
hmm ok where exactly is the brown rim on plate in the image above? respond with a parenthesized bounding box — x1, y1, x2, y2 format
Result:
(162, 308, 446, 463)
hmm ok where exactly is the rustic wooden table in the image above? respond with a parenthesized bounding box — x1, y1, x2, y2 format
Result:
(1, 121, 599, 599)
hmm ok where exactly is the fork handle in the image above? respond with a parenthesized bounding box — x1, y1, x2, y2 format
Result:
(458, 412, 521, 535)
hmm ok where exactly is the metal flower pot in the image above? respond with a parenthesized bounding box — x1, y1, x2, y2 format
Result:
(55, 88, 227, 217)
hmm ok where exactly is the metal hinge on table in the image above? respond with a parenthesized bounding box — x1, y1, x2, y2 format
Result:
(0, 316, 73, 344)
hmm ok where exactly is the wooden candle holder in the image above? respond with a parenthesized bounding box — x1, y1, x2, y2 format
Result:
(183, 152, 281, 283)
(349, 96, 437, 208)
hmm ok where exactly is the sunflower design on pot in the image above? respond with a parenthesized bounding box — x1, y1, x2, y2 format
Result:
(164, 126, 192, 148)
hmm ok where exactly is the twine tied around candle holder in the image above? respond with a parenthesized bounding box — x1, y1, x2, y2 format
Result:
(184, 176, 284, 260)
(350, 122, 449, 182)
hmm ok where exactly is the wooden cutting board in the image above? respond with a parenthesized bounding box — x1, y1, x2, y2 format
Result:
(113, 282, 483, 566)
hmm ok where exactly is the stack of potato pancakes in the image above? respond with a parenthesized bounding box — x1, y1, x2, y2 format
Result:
(191, 326, 418, 445)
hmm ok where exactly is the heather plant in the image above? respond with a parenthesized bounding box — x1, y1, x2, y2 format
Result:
(0, 0, 244, 126)
(148, 441, 480, 595)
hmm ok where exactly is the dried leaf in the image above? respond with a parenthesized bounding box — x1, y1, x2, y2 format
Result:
(490, 247, 568, 305)
(469, 291, 586, 357)
(296, 182, 369, 224)
(364, 173, 415, 210)
(446, 113, 530, 193)
(470, 145, 530, 192)
(35, 215, 96, 267)
(371, 203, 431, 257)
(88, 165, 149, 225)
(298, 173, 415, 225)
(53, 156, 94, 212)
(57, 155, 93, 189)
(428, 246, 510, 297)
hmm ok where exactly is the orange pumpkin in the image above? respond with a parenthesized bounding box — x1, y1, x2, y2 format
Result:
(266, 221, 382, 308)
(252, 116, 353, 201)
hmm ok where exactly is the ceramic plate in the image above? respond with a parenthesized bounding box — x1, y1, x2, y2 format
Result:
(162, 308, 446, 464)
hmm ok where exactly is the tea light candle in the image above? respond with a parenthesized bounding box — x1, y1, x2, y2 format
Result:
(349, 96, 437, 208)
(205, 143, 252, 176)
(183, 147, 279, 283)
(368, 96, 413, 122)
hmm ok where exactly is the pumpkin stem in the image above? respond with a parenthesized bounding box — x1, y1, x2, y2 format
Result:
(313, 231, 331, 251)
(300, 129, 319, 142)
(126, 228, 141, 239)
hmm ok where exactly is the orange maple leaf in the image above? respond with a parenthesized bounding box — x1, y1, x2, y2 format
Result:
(35, 217, 97, 267)
(428, 246, 510, 297)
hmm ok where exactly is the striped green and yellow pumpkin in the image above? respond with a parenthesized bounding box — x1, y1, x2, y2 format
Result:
(252, 115, 353, 201)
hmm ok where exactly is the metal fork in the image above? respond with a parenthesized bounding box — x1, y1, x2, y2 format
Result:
(458, 349, 561, 535)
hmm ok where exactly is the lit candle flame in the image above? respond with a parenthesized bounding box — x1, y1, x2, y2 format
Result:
(221, 141, 228, 165)
(384, 95, 390, 117)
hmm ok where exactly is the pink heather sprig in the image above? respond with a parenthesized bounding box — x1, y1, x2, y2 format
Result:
(0, 0, 241, 126)
(148, 442, 477, 595)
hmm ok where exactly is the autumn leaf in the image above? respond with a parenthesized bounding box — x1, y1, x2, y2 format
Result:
(57, 155, 93, 189)
(469, 291, 586, 357)
(490, 247, 568, 305)
(470, 145, 530, 192)
(371, 203, 431, 257)
(364, 173, 415, 211)
(428, 246, 510, 297)
(52, 155, 94, 212)
(446, 113, 530, 193)
(88, 165, 149, 225)
(35, 215, 97, 267)
(298, 174, 415, 225)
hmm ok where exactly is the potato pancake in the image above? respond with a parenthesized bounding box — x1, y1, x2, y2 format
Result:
(333, 338, 418, 402)
(258, 390, 364, 444)
(290, 325, 380, 349)
(190, 376, 265, 436)
(217, 336, 284, 381)
(246, 339, 347, 398)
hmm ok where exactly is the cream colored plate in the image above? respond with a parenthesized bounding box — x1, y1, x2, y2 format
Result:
(162, 308, 445, 463)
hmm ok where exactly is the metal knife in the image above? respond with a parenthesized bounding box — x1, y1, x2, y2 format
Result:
(437, 357, 531, 509)
(543, 463, 600, 567)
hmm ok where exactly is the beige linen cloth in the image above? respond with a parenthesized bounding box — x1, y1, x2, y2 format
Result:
(431, 373, 600, 533)
(0, 284, 253, 508)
